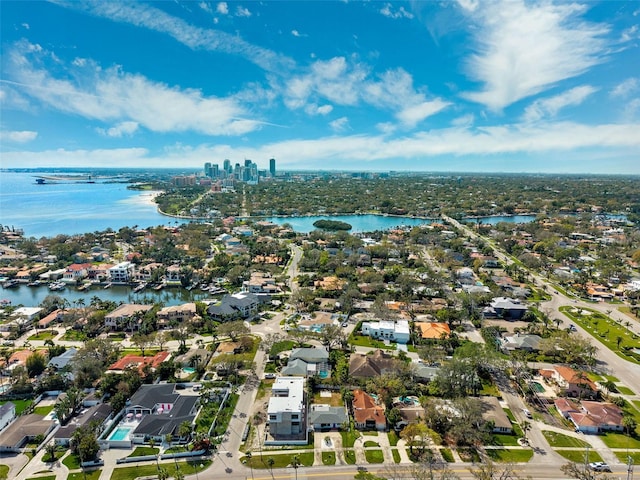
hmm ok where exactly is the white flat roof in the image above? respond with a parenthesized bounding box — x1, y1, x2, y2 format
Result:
(267, 377, 305, 414)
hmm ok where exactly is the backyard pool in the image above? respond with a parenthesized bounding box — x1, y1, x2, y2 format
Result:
(109, 426, 133, 441)
(182, 367, 196, 374)
(530, 382, 545, 393)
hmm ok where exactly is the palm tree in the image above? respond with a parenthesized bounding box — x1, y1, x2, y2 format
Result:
(267, 457, 275, 480)
(291, 455, 300, 480)
(45, 442, 57, 462)
(521, 421, 531, 444)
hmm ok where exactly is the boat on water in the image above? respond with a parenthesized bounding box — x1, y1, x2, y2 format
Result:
(133, 282, 147, 293)
(48, 281, 65, 291)
(28, 280, 42, 287)
(103, 282, 112, 289)
(0, 299, 11, 306)
(77, 283, 92, 291)
(153, 283, 164, 291)
(1, 279, 20, 289)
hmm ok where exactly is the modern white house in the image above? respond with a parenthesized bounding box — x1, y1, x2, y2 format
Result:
(266, 377, 306, 444)
(108, 261, 136, 283)
(361, 320, 410, 344)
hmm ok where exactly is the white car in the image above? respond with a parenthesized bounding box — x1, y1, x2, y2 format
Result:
(522, 408, 532, 418)
(589, 462, 610, 472)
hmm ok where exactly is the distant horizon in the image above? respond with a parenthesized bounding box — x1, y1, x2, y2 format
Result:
(1, 1, 639, 173)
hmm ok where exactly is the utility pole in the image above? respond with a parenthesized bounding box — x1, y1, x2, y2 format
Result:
(628, 455, 634, 480)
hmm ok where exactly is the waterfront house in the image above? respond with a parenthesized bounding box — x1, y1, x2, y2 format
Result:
(63, 263, 92, 283)
(104, 304, 153, 330)
(156, 303, 197, 328)
(207, 292, 259, 321)
(108, 261, 136, 283)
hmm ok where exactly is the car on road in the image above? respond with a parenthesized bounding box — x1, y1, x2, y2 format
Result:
(341, 322, 349, 327)
(568, 324, 577, 332)
(523, 408, 532, 418)
(589, 462, 610, 472)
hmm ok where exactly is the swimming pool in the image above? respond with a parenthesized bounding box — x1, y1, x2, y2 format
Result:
(182, 367, 196, 374)
(109, 426, 133, 441)
(530, 382, 545, 393)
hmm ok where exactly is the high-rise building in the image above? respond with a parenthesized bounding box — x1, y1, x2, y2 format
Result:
(269, 158, 276, 177)
(223, 159, 232, 174)
(244, 159, 252, 168)
(204, 162, 212, 178)
(212, 164, 219, 178)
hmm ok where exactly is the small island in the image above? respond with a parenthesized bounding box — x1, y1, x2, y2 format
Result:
(313, 219, 352, 231)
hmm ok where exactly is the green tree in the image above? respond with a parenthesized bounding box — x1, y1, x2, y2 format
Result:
(26, 352, 47, 377)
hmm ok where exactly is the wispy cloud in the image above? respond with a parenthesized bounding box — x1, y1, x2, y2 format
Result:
(462, 1, 609, 110)
(216, 2, 229, 15)
(235, 6, 251, 17)
(96, 121, 139, 138)
(6, 40, 261, 136)
(329, 117, 349, 132)
(523, 85, 597, 122)
(610, 78, 639, 98)
(291, 30, 307, 38)
(53, 1, 293, 73)
(0, 130, 38, 143)
(380, 3, 414, 20)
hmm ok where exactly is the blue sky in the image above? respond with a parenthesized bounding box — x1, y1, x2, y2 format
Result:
(1, 0, 639, 173)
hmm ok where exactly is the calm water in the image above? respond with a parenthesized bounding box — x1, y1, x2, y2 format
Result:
(0, 172, 181, 238)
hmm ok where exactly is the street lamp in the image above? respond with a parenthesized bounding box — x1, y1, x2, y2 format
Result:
(291, 455, 300, 480)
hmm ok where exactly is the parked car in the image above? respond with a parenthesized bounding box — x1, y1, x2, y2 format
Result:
(523, 408, 532, 418)
(264, 373, 276, 379)
(589, 462, 610, 472)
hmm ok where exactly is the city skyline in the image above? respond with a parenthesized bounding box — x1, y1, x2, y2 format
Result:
(1, 1, 639, 173)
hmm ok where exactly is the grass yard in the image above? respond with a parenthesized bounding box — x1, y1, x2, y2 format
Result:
(364, 449, 385, 463)
(392, 449, 401, 463)
(344, 450, 356, 464)
(388, 431, 399, 446)
(363, 440, 379, 447)
(440, 448, 454, 463)
(458, 448, 481, 463)
(491, 433, 520, 446)
(348, 334, 395, 350)
(127, 446, 159, 457)
(28, 330, 57, 340)
(542, 431, 591, 448)
(603, 374, 620, 382)
(62, 330, 87, 341)
(68, 470, 101, 480)
(62, 454, 81, 470)
(312, 391, 343, 407)
(600, 433, 640, 449)
(0, 465, 8, 480)
(243, 453, 314, 469)
(322, 451, 336, 465)
(340, 429, 361, 447)
(615, 451, 640, 464)
(0, 399, 33, 415)
(110, 460, 211, 480)
(486, 449, 533, 463)
(616, 385, 636, 395)
(633, 400, 640, 412)
(560, 306, 640, 364)
(555, 449, 603, 463)
(26, 476, 56, 480)
(33, 405, 54, 416)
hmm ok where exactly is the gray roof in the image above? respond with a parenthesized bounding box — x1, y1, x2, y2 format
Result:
(309, 405, 347, 426)
(413, 364, 440, 381)
(128, 384, 178, 410)
(479, 397, 512, 432)
(290, 347, 329, 363)
(132, 395, 198, 437)
(48, 347, 78, 370)
(54, 403, 112, 440)
(0, 402, 15, 417)
(281, 358, 312, 376)
(503, 334, 542, 351)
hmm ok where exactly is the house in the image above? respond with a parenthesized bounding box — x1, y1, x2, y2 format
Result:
(63, 263, 92, 283)
(48, 347, 77, 371)
(554, 398, 580, 419)
(281, 348, 330, 378)
(0, 414, 55, 453)
(12, 307, 43, 327)
(314, 276, 347, 291)
(108, 261, 136, 283)
(38, 309, 65, 328)
(349, 350, 400, 379)
(104, 304, 153, 330)
(165, 265, 182, 285)
(107, 351, 170, 373)
(157, 303, 197, 327)
(297, 312, 347, 332)
(126, 384, 200, 444)
(54, 403, 113, 446)
(501, 334, 542, 352)
(352, 390, 386, 431)
(360, 320, 410, 344)
(539, 366, 598, 399)
(393, 405, 425, 430)
(0, 402, 15, 432)
(479, 397, 512, 433)
(207, 292, 259, 321)
(483, 297, 528, 320)
(308, 404, 348, 431)
(243, 272, 280, 295)
(568, 401, 624, 434)
(267, 377, 306, 442)
(415, 322, 451, 340)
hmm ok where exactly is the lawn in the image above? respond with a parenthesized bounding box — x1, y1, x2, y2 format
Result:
(458, 448, 481, 463)
(110, 460, 211, 480)
(440, 448, 454, 463)
(33, 405, 54, 416)
(555, 449, 603, 463)
(634, 400, 640, 412)
(344, 450, 356, 464)
(127, 446, 159, 457)
(26, 476, 56, 480)
(312, 391, 343, 407)
(387, 431, 399, 446)
(617, 385, 636, 395)
(28, 330, 57, 340)
(68, 470, 101, 480)
(486, 449, 533, 463)
(62, 330, 87, 341)
(322, 451, 336, 465)
(62, 454, 81, 470)
(363, 440, 379, 447)
(0, 465, 8, 480)
(348, 334, 395, 350)
(392, 449, 401, 463)
(0, 399, 33, 415)
(600, 432, 640, 449)
(340, 429, 361, 447)
(364, 449, 385, 463)
(242, 453, 314, 469)
(614, 451, 640, 464)
(542, 431, 591, 448)
(490, 433, 520, 447)
(560, 306, 640, 364)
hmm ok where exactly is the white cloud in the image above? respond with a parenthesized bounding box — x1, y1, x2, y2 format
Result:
(451, 114, 475, 127)
(57, 2, 293, 73)
(6, 41, 261, 136)
(610, 78, 639, 99)
(96, 121, 140, 138)
(523, 85, 597, 122)
(1, 147, 149, 168)
(396, 100, 450, 127)
(621, 25, 639, 42)
(21, 23, 30, 30)
(291, 30, 307, 38)
(380, 3, 414, 20)
(462, 1, 608, 110)
(376, 122, 397, 135)
(304, 104, 333, 116)
(329, 117, 349, 132)
(0, 130, 38, 143)
(456, 0, 479, 12)
(199, 2, 212, 14)
(235, 6, 251, 17)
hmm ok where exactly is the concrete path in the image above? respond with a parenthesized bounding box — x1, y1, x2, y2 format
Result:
(539, 424, 620, 466)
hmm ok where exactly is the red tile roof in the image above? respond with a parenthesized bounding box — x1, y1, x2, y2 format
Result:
(107, 350, 170, 372)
